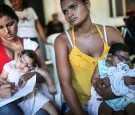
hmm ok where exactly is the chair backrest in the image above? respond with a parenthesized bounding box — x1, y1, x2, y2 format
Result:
(45, 33, 62, 110)
(123, 16, 135, 54)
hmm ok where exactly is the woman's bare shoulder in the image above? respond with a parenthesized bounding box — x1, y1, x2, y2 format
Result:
(105, 25, 124, 45)
(55, 29, 72, 45)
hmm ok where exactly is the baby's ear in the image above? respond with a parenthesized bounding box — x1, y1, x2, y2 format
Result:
(106, 53, 112, 61)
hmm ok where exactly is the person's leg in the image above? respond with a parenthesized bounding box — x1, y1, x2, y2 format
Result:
(61, 103, 88, 115)
(41, 101, 58, 115)
(113, 111, 126, 115)
(99, 102, 113, 115)
(124, 103, 135, 115)
(0, 102, 23, 115)
(34, 109, 50, 115)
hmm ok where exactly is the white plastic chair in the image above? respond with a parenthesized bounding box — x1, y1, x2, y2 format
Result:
(45, 33, 62, 110)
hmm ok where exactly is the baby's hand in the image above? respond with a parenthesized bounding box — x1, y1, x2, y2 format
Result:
(48, 84, 56, 93)
(18, 76, 27, 88)
(102, 77, 110, 87)
(124, 76, 135, 86)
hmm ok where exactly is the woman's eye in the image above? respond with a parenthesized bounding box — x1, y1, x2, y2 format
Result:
(0, 26, 4, 30)
(70, 4, 78, 10)
(7, 21, 15, 27)
(63, 10, 68, 15)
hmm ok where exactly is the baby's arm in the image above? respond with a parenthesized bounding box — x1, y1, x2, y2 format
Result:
(35, 68, 56, 93)
(124, 76, 135, 86)
(0, 69, 9, 84)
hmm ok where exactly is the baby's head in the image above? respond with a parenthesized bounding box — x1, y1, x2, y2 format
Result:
(15, 50, 39, 73)
(107, 43, 131, 66)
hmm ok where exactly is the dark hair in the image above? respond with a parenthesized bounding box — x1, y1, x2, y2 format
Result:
(109, 43, 130, 55)
(19, 49, 40, 67)
(60, 0, 86, 4)
(0, 4, 19, 22)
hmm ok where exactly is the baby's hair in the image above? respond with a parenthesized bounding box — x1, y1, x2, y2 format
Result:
(60, 0, 87, 4)
(108, 43, 130, 56)
(19, 50, 40, 67)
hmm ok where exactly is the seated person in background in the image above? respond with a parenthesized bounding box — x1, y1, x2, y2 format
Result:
(0, 49, 58, 115)
(88, 43, 135, 115)
(46, 13, 64, 37)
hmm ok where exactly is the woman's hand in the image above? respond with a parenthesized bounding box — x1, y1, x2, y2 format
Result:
(102, 77, 110, 87)
(124, 76, 135, 86)
(93, 78, 116, 100)
(0, 83, 15, 98)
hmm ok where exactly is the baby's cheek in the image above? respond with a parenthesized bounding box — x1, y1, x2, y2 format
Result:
(23, 68, 30, 73)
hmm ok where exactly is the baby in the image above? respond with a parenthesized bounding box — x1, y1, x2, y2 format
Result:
(88, 43, 135, 115)
(0, 49, 58, 115)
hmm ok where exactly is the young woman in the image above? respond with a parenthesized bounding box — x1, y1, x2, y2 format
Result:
(54, 0, 125, 115)
(0, 4, 50, 115)
(9, 0, 48, 44)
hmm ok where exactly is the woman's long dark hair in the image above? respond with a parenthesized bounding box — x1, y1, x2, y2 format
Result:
(0, 4, 19, 22)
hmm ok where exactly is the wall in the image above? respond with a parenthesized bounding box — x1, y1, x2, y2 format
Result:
(43, 0, 126, 28)
(126, 0, 135, 10)
(43, 0, 69, 30)
(4, 0, 126, 28)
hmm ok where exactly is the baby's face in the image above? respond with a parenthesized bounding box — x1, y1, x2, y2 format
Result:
(15, 54, 34, 73)
(110, 51, 130, 66)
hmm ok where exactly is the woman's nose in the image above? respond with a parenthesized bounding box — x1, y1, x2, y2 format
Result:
(68, 10, 74, 18)
(4, 26, 10, 34)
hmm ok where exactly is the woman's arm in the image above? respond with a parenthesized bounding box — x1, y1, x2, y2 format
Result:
(0, 69, 9, 82)
(91, 66, 99, 83)
(55, 34, 86, 115)
(36, 20, 48, 44)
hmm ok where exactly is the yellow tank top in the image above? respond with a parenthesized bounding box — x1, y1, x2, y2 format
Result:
(65, 25, 110, 105)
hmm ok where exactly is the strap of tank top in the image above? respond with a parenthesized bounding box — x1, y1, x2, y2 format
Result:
(95, 24, 104, 41)
(65, 31, 74, 48)
(72, 26, 76, 46)
(103, 25, 108, 45)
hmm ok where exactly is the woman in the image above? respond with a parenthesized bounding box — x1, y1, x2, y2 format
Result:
(0, 4, 50, 115)
(9, 0, 47, 44)
(55, 0, 125, 115)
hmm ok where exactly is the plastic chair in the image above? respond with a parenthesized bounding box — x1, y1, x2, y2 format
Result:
(45, 33, 62, 110)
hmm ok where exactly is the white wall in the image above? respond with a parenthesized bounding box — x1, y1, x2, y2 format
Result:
(90, 0, 109, 25)
(5, 0, 126, 28)
(43, 0, 126, 27)
(90, 0, 126, 26)
(43, 0, 69, 30)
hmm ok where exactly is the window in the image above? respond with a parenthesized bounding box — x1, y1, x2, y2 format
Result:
(109, 0, 125, 17)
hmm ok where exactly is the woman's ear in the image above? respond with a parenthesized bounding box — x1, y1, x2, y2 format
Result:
(85, 0, 91, 10)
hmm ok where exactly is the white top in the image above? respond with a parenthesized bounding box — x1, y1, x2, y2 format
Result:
(4, 60, 24, 86)
(16, 7, 39, 38)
